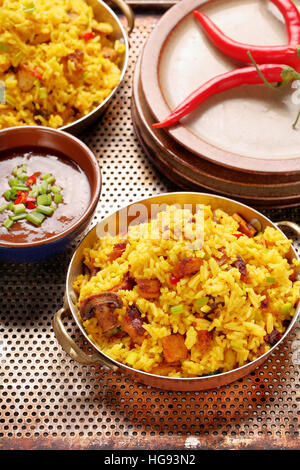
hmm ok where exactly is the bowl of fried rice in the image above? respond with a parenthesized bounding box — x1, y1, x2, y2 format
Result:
(0, 0, 133, 134)
(53, 193, 300, 391)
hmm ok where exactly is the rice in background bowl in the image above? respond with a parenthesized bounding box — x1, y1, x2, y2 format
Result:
(73, 205, 300, 378)
(0, 0, 125, 129)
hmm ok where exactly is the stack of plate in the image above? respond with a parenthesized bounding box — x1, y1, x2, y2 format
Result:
(131, 0, 300, 208)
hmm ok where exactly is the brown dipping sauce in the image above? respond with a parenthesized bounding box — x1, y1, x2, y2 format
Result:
(0, 147, 91, 244)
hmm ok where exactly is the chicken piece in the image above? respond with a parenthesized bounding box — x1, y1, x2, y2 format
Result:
(195, 330, 213, 355)
(264, 328, 282, 345)
(61, 50, 84, 82)
(108, 241, 128, 262)
(136, 278, 161, 300)
(89, 266, 100, 278)
(111, 273, 136, 292)
(31, 32, 51, 45)
(162, 334, 188, 363)
(17, 66, 36, 92)
(101, 47, 118, 61)
(172, 257, 202, 280)
(215, 247, 229, 267)
(80, 292, 122, 333)
(122, 304, 145, 345)
(232, 213, 257, 238)
(260, 295, 269, 309)
(233, 255, 250, 283)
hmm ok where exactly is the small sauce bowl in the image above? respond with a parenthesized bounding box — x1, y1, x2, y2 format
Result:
(0, 126, 101, 262)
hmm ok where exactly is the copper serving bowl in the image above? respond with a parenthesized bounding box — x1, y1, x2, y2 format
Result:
(53, 192, 300, 391)
(59, 0, 134, 135)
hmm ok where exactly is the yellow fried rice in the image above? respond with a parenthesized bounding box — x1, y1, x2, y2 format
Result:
(73, 205, 300, 378)
(0, 0, 125, 128)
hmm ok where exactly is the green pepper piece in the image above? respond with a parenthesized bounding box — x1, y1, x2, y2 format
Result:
(41, 173, 52, 180)
(169, 304, 185, 314)
(280, 302, 292, 315)
(39, 180, 49, 194)
(195, 297, 209, 307)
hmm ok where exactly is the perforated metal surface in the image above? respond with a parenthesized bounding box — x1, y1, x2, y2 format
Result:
(0, 13, 300, 451)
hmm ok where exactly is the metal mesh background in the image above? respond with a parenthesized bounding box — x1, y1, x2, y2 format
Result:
(0, 13, 299, 451)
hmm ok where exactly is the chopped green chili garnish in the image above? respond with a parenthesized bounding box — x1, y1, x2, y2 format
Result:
(3, 190, 12, 201)
(10, 212, 27, 221)
(3, 218, 14, 229)
(37, 194, 51, 206)
(54, 193, 63, 204)
(28, 190, 38, 198)
(126, 351, 139, 366)
(266, 276, 276, 284)
(8, 177, 20, 187)
(169, 304, 185, 314)
(41, 173, 52, 180)
(26, 211, 45, 226)
(13, 203, 26, 214)
(36, 205, 54, 216)
(39, 180, 49, 194)
(0, 203, 8, 213)
(51, 185, 61, 193)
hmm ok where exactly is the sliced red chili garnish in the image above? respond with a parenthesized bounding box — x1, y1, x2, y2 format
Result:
(26, 201, 36, 210)
(14, 192, 27, 204)
(169, 274, 180, 285)
(26, 173, 38, 187)
(233, 233, 244, 239)
(82, 32, 95, 41)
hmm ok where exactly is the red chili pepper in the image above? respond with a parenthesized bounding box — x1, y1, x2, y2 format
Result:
(26, 196, 36, 203)
(14, 192, 27, 204)
(32, 68, 42, 80)
(82, 32, 95, 41)
(169, 274, 180, 285)
(26, 200, 36, 210)
(26, 173, 38, 187)
(153, 64, 298, 128)
(193, 0, 300, 68)
(233, 233, 244, 239)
